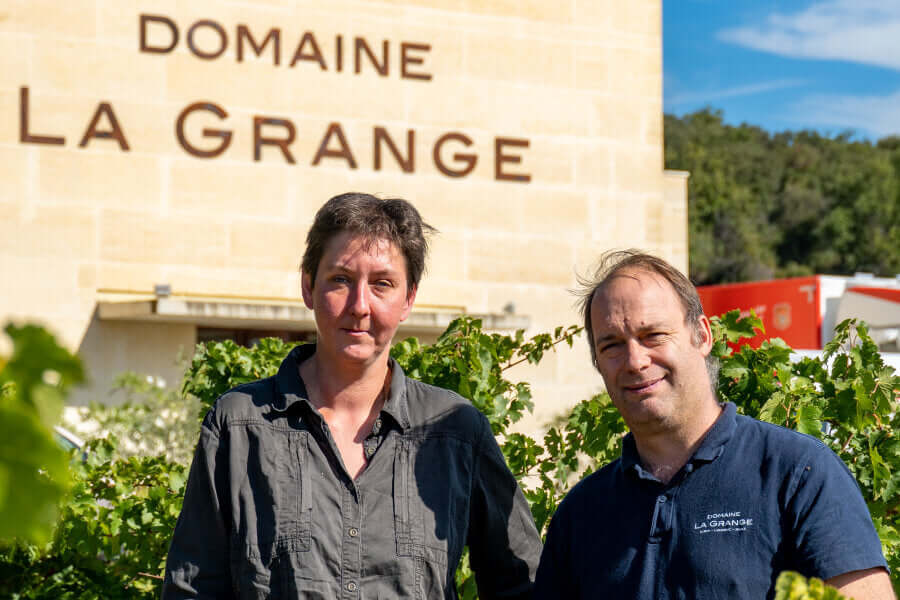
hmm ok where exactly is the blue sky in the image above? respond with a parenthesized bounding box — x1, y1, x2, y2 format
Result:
(664, 0, 900, 140)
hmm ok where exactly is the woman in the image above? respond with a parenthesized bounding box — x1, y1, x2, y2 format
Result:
(163, 193, 542, 599)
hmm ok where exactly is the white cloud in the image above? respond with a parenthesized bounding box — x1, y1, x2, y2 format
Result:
(792, 89, 900, 138)
(718, 0, 900, 71)
(668, 78, 806, 107)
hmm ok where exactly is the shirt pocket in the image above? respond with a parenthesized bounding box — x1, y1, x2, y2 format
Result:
(394, 436, 472, 568)
(232, 428, 313, 596)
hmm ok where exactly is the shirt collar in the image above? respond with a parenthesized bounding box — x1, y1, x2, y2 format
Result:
(620, 401, 737, 478)
(272, 343, 411, 431)
(691, 401, 737, 463)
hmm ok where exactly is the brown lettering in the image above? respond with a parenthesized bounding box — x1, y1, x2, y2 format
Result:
(354, 37, 388, 76)
(433, 132, 476, 178)
(373, 127, 414, 173)
(494, 137, 530, 183)
(237, 25, 280, 65)
(289, 31, 326, 69)
(253, 117, 296, 163)
(175, 102, 232, 158)
(187, 20, 227, 60)
(19, 87, 64, 146)
(140, 14, 178, 54)
(312, 123, 357, 168)
(78, 102, 130, 150)
(400, 42, 432, 81)
(335, 35, 343, 72)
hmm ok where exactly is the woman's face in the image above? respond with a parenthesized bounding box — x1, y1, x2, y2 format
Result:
(302, 231, 416, 367)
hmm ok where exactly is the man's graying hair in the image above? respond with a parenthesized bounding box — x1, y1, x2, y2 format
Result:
(576, 249, 720, 388)
(301, 193, 435, 293)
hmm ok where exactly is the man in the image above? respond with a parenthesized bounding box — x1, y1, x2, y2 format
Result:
(534, 250, 893, 599)
(163, 193, 541, 599)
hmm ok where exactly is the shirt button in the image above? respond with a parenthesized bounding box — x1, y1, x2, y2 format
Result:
(365, 445, 375, 458)
(658, 495, 667, 503)
(349, 527, 359, 537)
(346, 582, 358, 592)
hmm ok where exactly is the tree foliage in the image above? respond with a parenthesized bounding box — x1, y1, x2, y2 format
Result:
(713, 311, 900, 586)
(68, 372, 200, 465)
(774, 572, 848, 600)
(3, 314, 899, 598)
(665, 109, 900, 284)
(0, 324, 84, 543)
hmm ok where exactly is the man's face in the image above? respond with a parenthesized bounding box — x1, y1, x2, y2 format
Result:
(302, 231, 416, 367)
(589, 269, 713, 435)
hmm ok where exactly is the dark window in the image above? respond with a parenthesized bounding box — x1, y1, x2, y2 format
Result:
(197, 327, 316, 348)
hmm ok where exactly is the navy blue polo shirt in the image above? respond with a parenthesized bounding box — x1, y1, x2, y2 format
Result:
(534, 403, 887, 600)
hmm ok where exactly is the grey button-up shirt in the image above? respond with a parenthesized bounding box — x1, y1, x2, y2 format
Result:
(162, 344, 542, 599)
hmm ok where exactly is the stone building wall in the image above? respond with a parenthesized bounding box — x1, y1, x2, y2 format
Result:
(0, 0, 685, 427)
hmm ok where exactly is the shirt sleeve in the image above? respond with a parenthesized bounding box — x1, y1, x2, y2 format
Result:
(786, 443, 888, 580)
(466, 414, 543, 600)
(161, 417, 234, 600)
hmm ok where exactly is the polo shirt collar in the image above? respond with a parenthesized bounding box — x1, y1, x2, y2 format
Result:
(620, 401, 738, 476)
(691, 401, 737, 463)
(272, 343, 411, 431)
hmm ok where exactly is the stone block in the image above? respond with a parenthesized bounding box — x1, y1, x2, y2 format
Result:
(38, 147, 162, 209)
(461, 0, 573, 24)
(575, 141, 613, 187)
(229, 221, 308, 271)
(465, 32, 574, 88)
(33, 38, 168, 102)
(611, 192, 648, 248)
(0, 204, 95, 259)
(99, 209, 229, 267)
(0, 0, 96, 38)
(584, 192, 618, 248)
(163, 264, 299, 300)
(407, 180, 521, 234)
(612, 147, 662, 196)
(0, 34, 32, 90)
(413, 278, 486, 313)
(169, 159, 289, 219)
(96, 0, 179, 47)
(468, 234, 574, 286)
(607, 46, 661, 99)
(0, 146, 30, 204)
(0, 254, 85, 320)
(528, 138, 575, 186)
(614, 0, 660, 38)
(426, 231, 467, 281)
(516, 188, 589, 236)
(574, 44, 612, 92)
(96, 262, 166, 293)
(573, 0, 614, 30)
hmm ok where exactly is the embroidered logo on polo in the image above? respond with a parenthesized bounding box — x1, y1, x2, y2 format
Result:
(693, 510, 753, 534)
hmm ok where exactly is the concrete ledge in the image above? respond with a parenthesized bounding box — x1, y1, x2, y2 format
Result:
(97, 298, 530, 333)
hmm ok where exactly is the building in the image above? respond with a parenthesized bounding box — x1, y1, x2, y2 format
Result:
(0, 0, 686, 427)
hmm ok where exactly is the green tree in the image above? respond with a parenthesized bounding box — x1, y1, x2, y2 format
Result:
(664, 109, 900, 283)
(4, 314, 898, 597)
(713, 311, 900, 591)
(0, 324, 84, 543)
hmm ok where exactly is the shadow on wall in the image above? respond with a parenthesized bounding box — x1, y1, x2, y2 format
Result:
(72, 306, 195, 406)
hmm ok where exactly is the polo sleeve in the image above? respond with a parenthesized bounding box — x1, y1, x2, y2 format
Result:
(467, 413, 543, 600)
(786, 444, 888, 580)
(161, 415, 234, 600)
